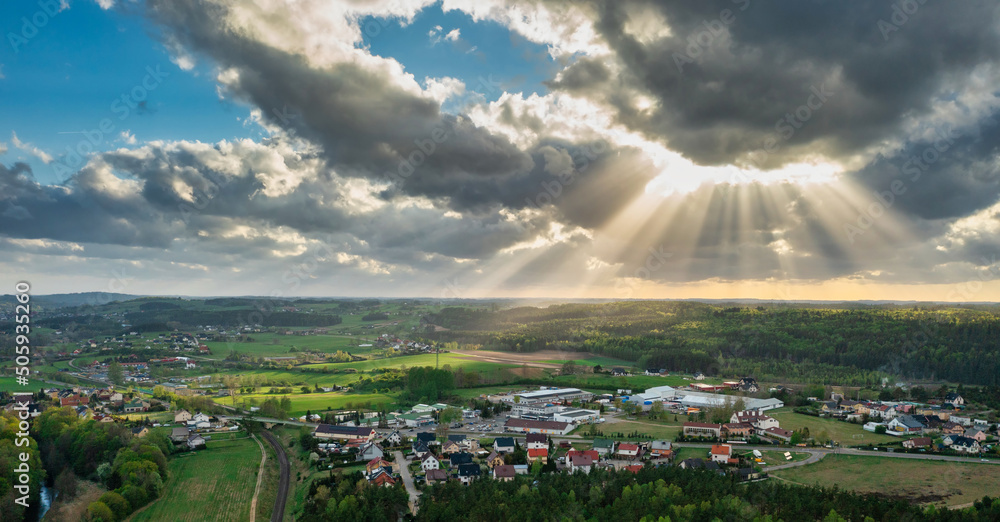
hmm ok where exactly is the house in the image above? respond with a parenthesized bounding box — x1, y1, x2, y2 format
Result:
(170, 426, 190, 442)
(383, 430, 403, 446)
(950, 415, 973, 427)
(188, 412, 210, 425)
(902, 437, 932, 449)
(566, 449, 600, 462)
(736, 378, 759, 393)
(357, 442, 384, 461)
(758, 427, 794, 443)
(186, 434, 206, 450)
(368, 469, 396, 487)
(722, 423, 754, 439)
(124, 399, 149, 413)
(60, 394, 89, 407)
(493, 436, 516, 454)
(943, 435, 981, 453)
(130, 426, 149, 438)
(493, 464, 516, 481)
(425, 469, 449, 484)
(366, 457, 395, 475)
(736, 468, 761, 482)
(174, 409, 192, 423)
(109, 392, 124, 404)
(679, 458, 705, 469)
(731, 411, 779, 430)
(441, 440, 463, 454)
(649, 440, 673, 458)
(313, 424, 375, 441)
(568, 454, 595, 473)
(964, 427, 988, 442)
(709, 445, 732, 464)
(616, 443, 640, 460)
(645, 368, 665, 376)
(486, 451, 505, 469)
(457, 463, 481, 484)
(941, 422, 965, 435)
(525, 433, 548, 450)
(944, 392, 965, 408)
(416, 432, 438, 446)
(412, 441, 431, 459)
(450, 452, 474, 467)
(75, 406, 91, 419)
(527, 448, 548, 463)
(888, 416, 924, 434)
(420, 453, 440, 471)
(592, 438, 615, 456)
(624, 464, 643, 474)
(693, 372, 705, 381)
(682, 422, 722, 438)
(611, 368, 629, 376)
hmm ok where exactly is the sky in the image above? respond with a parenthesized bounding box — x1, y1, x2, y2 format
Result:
(2, 0, 1000, 301)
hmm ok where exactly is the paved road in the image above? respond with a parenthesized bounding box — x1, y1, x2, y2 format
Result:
(261, 430, 290, 522)
(394, 451, 420, 515)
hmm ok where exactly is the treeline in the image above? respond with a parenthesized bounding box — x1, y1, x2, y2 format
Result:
(405, 367, 455, 402)
(27, 407, 170, 522)
(0, 413, 45, 519)
(423, 302, 1000, 385)
(123, 309, 343, 327)
(299, 470, 409, 521)
(416, 464, 1000, 521)
(362, 312, 390, 321)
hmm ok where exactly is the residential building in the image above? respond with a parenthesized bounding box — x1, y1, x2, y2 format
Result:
(130, 426, 149, 438)
(383, 430, 403, 446)
(964, 427, 988, 442)
(943, 435, 981, 453)
(450, 452, 474, 467)
(170, 426, 190, 442)
(902, 437, 932, 449)
(493, 436, 516, 453)
(709, 445, 732, 465)
(722, 423, 754, 439)
(525, 433, 548, 450)
(486, 451, 505, 469)
(731, 411, 779, 430)
(568, 454, 594, 473)
(186, 434, 206, 450)
(493, 464, 516, 482)
(124, 399, 149, 413)
(592, 438, 615, 455)
(616, 443, 640, 460)
(458, 463, 481, 484)
(941, 422, 965, 435)
(420, 453, 440, 471)
(357, 442, 383, 461)
(758, 427, 794, 443)
(944, 392, 965, 408)
(426, 469, 449, 484)
(888, 416, 924, 434)
(649, 440, 673, 458)
(174, 409, 192, 423)
(527, 448, 548, 463)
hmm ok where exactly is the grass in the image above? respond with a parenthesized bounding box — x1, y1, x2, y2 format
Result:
(301, 353, 516, 373)
(238, 391, 396, 416)
(772, 454, 1000, 508)
(202, 333, 378, 358)
(0, 376, 39, 392)
(131, 438, 261, 522)
(767, 409, 902, 445)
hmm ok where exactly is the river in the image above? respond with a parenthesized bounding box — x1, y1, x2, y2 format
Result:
(37, 484, 57, 521)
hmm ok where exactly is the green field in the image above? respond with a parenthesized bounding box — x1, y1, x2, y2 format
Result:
(301, 353, 516, 373)
(202, 332, 379, 357)
(772, 454, 1000, 507)
(767, 409, 902, 445)
(131, 438, 262, 522)
(0, 376, 37, 392)
(239, 391, 396, 416)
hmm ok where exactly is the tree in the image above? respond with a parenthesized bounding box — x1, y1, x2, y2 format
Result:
(107, 361, 124, 387)
(86, 501, 115, 522)
(55, 469, 78, 500)
(562, 360, 577, 375)
(649, 401, 664, 420)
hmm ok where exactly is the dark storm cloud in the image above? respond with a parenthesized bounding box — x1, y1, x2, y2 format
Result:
(550, 0, 1000, 170)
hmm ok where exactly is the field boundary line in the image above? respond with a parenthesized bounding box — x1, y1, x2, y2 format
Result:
(250, 434, 267, 522)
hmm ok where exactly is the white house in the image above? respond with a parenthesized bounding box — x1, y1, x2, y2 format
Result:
(420, 453, 440, 471)
(568, 454, 594, 473)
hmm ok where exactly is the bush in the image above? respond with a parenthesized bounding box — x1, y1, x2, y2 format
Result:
(118, 485, 148, 510)
(98, 491, 131, 521)
(86, 501, 115, 522)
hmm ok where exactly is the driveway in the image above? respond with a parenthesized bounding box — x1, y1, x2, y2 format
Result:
(394, 451, 420, 515)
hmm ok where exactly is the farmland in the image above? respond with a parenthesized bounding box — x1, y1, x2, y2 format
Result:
(238, 391, 396, 416)
(771, 454, 1000, 508)
(131, 438, 262, 522)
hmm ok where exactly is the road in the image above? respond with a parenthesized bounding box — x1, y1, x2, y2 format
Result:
(260, 430, 290, 522)
(394, 451, 420, 515)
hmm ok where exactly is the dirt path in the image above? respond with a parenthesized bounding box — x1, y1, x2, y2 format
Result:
(249, 434, 267, 522)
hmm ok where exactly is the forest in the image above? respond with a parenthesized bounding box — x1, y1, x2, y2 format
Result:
(423, 302, 1000, 385)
